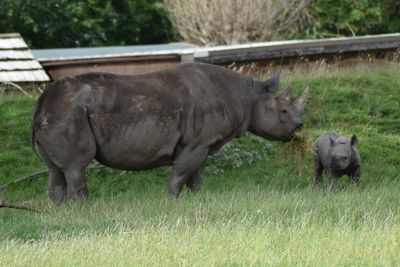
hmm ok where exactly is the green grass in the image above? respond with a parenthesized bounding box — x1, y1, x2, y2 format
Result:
(0, 62, 400, 266)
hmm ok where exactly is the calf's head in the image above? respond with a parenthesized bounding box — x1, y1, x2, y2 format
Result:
(249, 74, 309, 141)
(330, 135, 358, 170)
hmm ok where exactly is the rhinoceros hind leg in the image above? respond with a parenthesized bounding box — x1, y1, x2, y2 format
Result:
(38, 145, 67, 203)
(48, 168, 67, 203)
(65, 168, 89, 200)
(37, 107, 96, 202)
(168, 146, 208, 197)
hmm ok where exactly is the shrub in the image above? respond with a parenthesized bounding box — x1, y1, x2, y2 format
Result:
(164, 0, 311, 46)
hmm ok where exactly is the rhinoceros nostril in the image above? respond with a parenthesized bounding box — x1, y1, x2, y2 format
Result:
(297, 123, 303, 129)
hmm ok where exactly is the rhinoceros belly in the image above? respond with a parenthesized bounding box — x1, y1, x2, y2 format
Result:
(88, 113, 181, 170)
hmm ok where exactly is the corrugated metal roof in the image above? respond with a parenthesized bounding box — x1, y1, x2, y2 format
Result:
(0, 33, 50, 82)
(32, 43, 196, 61)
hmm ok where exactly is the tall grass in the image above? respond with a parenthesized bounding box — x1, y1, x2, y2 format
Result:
(0, 62, 399, 266)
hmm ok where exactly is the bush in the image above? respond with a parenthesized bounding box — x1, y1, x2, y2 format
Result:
(0, 0, 173, 48)
(164, 0, 310, 46)
(306, 0, 400, 38)
(1, 0, 399, 48)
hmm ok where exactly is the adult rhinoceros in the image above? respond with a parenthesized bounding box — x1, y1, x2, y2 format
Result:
(31, 62, 308, 203)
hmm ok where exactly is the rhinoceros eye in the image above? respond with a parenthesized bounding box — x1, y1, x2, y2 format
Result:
(280, 109, 288, 114)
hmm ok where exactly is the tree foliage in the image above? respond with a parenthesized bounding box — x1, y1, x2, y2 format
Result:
(0, 0, 173, 48)
(307, 0, 400, 38)
(0, 0, 399, 48)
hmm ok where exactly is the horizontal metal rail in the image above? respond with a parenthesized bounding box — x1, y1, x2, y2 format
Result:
(191, 33, 400, 64)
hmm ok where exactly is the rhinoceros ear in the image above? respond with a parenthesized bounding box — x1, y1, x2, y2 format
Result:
(329, 135, 335, 147)
(261, 71, 280, 93)
(295, 87, 309, 112)
(351, 134, 358, 146)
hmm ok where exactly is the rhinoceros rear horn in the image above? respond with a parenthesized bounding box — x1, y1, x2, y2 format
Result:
(295, 87, 309, 112)
(261, 71, 280, 93)
(277, 86, 292, 103)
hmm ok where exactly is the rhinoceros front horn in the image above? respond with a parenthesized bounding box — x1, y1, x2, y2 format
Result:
(295, 87, 309, 112)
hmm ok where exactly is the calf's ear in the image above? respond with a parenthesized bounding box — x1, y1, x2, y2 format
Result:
(261, 71, 280, 93)
(295, 87, 309, 112)
(329, 135, 335, 147)
(351, 134, 358, 146)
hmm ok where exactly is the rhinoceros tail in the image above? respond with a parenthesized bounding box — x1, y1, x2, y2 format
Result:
(30, 89, 49, 157)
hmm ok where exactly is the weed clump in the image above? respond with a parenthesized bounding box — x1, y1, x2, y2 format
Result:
(276, 131, 311, 173)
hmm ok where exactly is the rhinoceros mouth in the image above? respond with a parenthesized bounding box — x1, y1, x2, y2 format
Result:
(287, 129, 306, 142)
(288, 130, 299, 140)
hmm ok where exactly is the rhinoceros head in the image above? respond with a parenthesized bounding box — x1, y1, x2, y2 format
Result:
(329, 134, 357, 170)
(249, 73, 309, 141)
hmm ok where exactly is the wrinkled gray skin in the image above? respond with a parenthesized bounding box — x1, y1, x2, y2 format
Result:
(313, 132, 361, 189)
(31, 62, 309, 203)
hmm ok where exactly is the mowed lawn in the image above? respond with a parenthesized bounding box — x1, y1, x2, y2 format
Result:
(0, 62, 399, 266)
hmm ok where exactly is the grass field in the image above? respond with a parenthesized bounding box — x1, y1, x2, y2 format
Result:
(0, 62, 399, 266)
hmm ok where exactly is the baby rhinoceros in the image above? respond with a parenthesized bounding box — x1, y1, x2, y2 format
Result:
(313, 132, 361, 189)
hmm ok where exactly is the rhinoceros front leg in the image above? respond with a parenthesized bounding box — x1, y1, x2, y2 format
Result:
(168, 145, 208, 197)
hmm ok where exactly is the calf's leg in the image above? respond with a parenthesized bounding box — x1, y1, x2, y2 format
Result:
(328, 168, 338, 190)
(313, 152, 323, 187)
(351, 167, 361, 187)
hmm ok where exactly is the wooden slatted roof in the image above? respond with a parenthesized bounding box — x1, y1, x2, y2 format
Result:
(0, 33, 50, 82)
